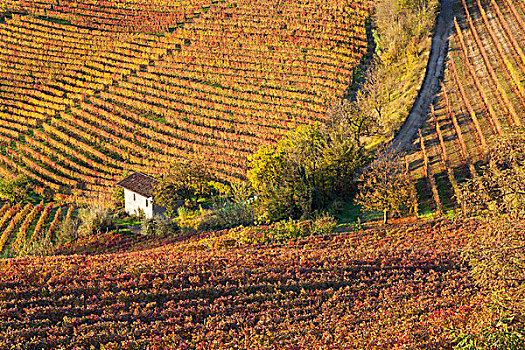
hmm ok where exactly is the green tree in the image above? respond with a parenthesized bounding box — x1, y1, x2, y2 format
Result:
(154, 159, 216, 217)
(354, 146, 415, 224)
(248, 122, 368, 221)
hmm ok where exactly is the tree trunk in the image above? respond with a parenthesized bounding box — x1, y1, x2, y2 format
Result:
(383, 209, 388, 225)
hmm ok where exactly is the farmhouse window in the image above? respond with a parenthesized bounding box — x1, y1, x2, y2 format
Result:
(134, 193, 136, 201)
(146, 200, 148, 207)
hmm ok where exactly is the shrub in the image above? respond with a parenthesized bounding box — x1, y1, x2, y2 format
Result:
(141, 215, 178, 237)
(453, 128, 525, 347)
(184, 215, 337, 252)
(175, 202, 255, 233)
(269, 218, 311, 241)
(311, 215, 338, 236)
(459, 127, 525, 219)
(451, 314, 525, 350)
(141, 218, 155, 236)
(20, 237, 54, 257)
(230, 226, 267, 245)
(77, 205, 114, 237)
(175, 206, 201, 233)
(267, 215, 337, 242)
(462, 217, 525, 317)
(199, 202, 255, 230)
(54, 207, 75, 244)
(0, 175, 32, 203)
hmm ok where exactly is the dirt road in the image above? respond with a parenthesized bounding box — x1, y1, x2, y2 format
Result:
(391, 0, 455, 151)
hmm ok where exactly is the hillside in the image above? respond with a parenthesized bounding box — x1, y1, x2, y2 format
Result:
(1, 0, 525, 348)
(0, 220, 481, 349)
(404, 0, 525, 215)
(0, 0, 371, 204)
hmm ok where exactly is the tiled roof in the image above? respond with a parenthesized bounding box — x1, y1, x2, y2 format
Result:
(116, 172, 157, 198)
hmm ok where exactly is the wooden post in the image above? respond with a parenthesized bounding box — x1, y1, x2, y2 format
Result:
(464, 0, 522, 125)
(431, 105, 448, 164)
(449, 56, 488, 153)
(419, 130, 443, 216)
(441, 82, 469, 161)
(431, 105, 463, 210)
(453, 18, 502, 135)
(404, 156, 419, 217)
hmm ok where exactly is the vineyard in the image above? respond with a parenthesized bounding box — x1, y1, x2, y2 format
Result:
(2, 0, 525, 348)
(405, 0, 525, 215)
(0, 0, 372, 205)
(0, 219, 485, 349)
(11, 0, 215, 33)
(0, 201, 68, 258)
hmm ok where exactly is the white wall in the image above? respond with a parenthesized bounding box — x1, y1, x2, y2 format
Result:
(124, 189, 154, 218)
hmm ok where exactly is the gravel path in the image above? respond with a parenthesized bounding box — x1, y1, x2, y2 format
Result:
(391, 0, 456, 151)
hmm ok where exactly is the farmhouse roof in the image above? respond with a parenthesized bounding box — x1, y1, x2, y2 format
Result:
(116, 172, 157, 198)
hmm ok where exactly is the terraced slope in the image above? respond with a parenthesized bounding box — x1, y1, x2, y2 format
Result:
(405, 0, 525, 215)
(0, 0, 371, 204)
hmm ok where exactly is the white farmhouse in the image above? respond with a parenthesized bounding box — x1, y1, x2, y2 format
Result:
(116, 172, 162, 219)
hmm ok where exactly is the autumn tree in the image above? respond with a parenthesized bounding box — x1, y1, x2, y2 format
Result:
(459, 128, 525, 307)
(154, 159, 217, 217)
(454, 127, 525, 347)
(328, 91, 383, 148)
(459, 127, 525, 219)
(374, 0, 438, 64)
(451, 217, 525, 348)
(367, 0, 439, 139)
(354, 146, 415, 224)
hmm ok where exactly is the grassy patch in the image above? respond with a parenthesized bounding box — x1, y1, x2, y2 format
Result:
(335, 201, 362, 223)
(336, 200, 388, 225)
(417, 209, 436, 220)
(115, 216, 142, 226)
